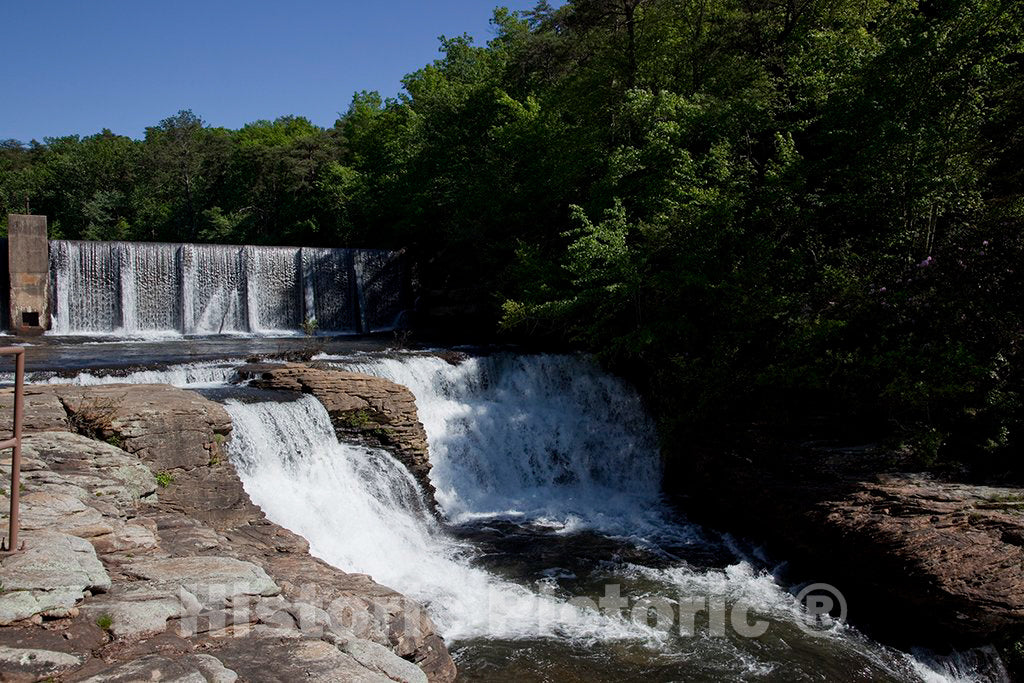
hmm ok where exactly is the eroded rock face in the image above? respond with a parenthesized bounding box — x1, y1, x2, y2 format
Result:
(813, 475, 1024, 637)
(0, 384, 456, 682)
(237, 363, 437, 509)
(679, 443, 1024, 645)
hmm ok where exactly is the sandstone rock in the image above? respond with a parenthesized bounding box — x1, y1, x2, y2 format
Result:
(71, 653, 237, 683)
(238, 363, 436, 508)
(123, 556, 280, 598)
(209, 630, 395, 683)
(0, 387, 68, 434)
(15, 490, 115, 539)
(680, 442, 1024, 643)
(0, 531, 110, 625)
(0, 644, 85, 681)
(79, 557, 280, 638)
(337, 637, 429, 683)
(21, 431, 158, 504)
(812, 475, 1024, 637)
(1, 382, 457, 682)
(80, 585, 187, 638)
(188, 653, 239, 683)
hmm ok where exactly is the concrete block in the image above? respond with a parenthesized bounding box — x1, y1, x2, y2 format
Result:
(7, 214, 50, 334)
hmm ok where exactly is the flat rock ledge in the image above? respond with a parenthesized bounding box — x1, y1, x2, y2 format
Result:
(236, 363, 437, 510)
(0, 384, 455, 683)
(680, 442, 1024, 647)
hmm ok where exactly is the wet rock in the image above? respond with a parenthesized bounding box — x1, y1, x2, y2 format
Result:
(680, 443, 1024, 643)
(237, 363, 435, 508)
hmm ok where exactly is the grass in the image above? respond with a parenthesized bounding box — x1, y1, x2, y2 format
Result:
(155, 472, 174, 488)
(95, 613, 113, 631)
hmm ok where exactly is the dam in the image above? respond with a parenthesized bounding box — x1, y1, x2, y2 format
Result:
(2, 214, 409, 336)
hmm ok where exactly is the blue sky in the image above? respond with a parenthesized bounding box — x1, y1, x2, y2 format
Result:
(2, 1, 559, 142)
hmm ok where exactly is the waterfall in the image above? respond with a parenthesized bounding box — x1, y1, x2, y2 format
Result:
(222, 354, 988, 681)
(225, 395, 654, 643)
(48, 240, 406, 336)
(340, 353, 678, 538)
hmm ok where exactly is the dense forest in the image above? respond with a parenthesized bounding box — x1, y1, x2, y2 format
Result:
(2, 0, 1022, 476)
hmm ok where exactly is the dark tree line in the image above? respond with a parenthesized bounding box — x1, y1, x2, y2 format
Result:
(2, 0, 1022, 474)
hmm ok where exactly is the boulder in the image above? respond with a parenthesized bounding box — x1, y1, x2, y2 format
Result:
(123, 556, 280, 599)
(207, 629, 397, 683)
(0, 644, 86, 681)
(0, 531, 110, 625)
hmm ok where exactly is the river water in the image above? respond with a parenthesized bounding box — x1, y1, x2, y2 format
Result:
(5, 339, 1007, 682)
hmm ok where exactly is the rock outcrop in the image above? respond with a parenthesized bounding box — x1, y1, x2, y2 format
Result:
(677, 441, 1024, 646)
(236, 363, 436, 509)
(0, 384, 456, 683)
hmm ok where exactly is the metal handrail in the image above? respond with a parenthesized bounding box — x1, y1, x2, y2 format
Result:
(1, 346, 25, 552)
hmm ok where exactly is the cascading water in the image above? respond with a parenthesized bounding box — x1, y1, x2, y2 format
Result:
(3, 360, 243, 388)
(225, 395, 650, 643)
(48, 240, 406, 336)
(343, 353, 670, 535)
(226, 352, 988, 681)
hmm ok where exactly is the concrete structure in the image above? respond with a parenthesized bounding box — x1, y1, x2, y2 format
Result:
(6, 215, 49, 335)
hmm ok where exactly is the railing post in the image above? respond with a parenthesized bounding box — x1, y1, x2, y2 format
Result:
(1, 346, 25, 552)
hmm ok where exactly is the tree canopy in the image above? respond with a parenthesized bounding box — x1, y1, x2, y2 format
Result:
(2, 0, 1022, 474)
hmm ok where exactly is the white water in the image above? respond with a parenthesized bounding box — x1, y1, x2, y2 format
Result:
(341, 354, 683, 538)
(225, 395, 655, 643)
(3, 360, 242, 388)
(39, 348, 991, 679)
(316, 352, 1000, 681)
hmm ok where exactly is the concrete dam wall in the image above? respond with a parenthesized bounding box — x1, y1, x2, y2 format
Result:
(4, 215, 409, 336)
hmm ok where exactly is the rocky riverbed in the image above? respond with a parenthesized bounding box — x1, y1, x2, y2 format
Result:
(3, 359, 1024, 681)
(676, 436, 1024, 661)
(0, 380, 456, 683)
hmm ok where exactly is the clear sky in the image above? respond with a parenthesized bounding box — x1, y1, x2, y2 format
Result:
(2, 1, 557, 143)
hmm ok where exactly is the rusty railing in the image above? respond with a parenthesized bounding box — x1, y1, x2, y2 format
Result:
(1, 346, 25, 552)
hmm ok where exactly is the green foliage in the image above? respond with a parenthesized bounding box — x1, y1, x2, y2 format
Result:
(155, 472, 174, 488)
(301, 317, 319, 336)
(95, 613, 113, 631)
(339, 409, 375, 430)
(3, 0, 1022, 475)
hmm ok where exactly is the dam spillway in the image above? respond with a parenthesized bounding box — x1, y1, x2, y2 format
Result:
(46, 240, 407, 336)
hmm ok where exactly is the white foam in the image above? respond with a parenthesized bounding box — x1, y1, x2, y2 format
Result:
(8, 360, 240, 388)
(225, 395, 659, 643)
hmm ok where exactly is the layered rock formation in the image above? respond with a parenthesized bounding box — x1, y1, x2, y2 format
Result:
(678, 441, 1024, 646)
(0, 384, 456, 683)
(236, 363, 437, 509)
